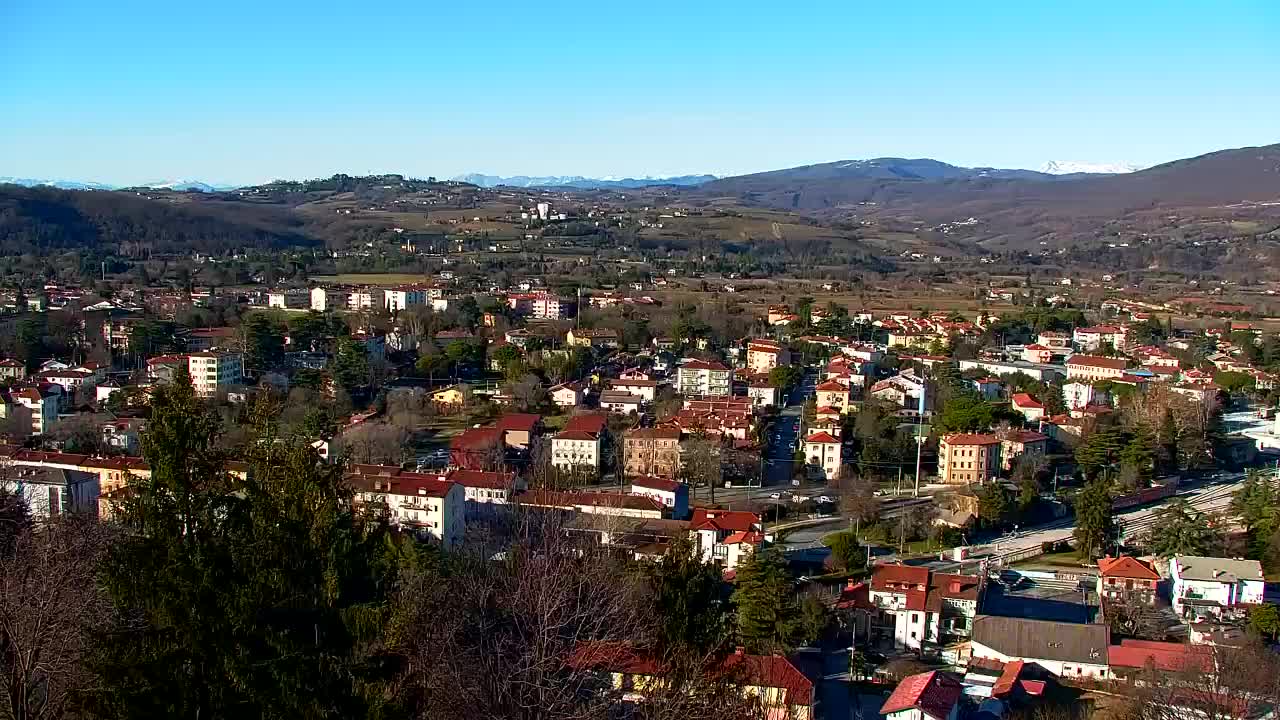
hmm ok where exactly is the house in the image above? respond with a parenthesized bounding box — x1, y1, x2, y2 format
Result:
(880, 671, 964, 720)
(188, 351, 243, 397)
(507, 291, 572, 319)
(1022, 343, 1055, 364)
(101, 417, 146, 454)
(566, 327, 620, 349)
(566, 644, 814, 720)
(938, 434, 1001, 485)
(688, 507, 763, 570)
(999, 430, 1048, 472)
(815, 379, 852, 414)
(747, 380, 780, 408)
(868, 564, 981, 651)
(970, 616, 1110, 679)
(446, 469, 520, 516)
(348, 470, 465, 547)
(449, 427, 506, 470)
(677, 360, 731, 397)
(970, 377, 1002, 400)
(1010, 393, 1045, 423)
(607, 377, 658, 402)
(13, 386, 58, 436)
(1169, 555, 1265, 620)
(0, 465, 100, 521)
(495, 413, 541, 450)
(550, 380, 586, 408)
(630, 476, 689, 519)
(1036, 331, 1071, 350)
(746, 338, 790, 374)
(0, 358, 27, 381)
(1097, 555, 1161, 606)
(430, 384, 466, 409)
(551, 429, 602, 472)
(599, 390, 644, 415)
(623, 428, 682, 479)
(802, 432, 842, 481)
(1065, 354, 1128, 382)
(1073, 325, 1125, 352)
(1062, 381, 1106, 411)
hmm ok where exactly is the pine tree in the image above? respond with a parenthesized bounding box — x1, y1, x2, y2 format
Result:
(732, 549, 800, 654)
(647, 536, 729, 656)
(1119, 426, 1156, 488)
(1073, 478, 1118, 559)
(1143, 499, 1225, 558)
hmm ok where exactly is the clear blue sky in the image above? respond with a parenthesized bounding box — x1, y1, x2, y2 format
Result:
(2, 0, 1277, 185)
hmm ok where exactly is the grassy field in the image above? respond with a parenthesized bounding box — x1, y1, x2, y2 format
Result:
(309, 273, 433, 285)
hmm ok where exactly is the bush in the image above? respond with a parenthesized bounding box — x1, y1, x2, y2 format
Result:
(826, 531, 865, 571)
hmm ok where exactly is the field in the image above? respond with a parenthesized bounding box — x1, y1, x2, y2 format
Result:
(310, 273, 434, 285)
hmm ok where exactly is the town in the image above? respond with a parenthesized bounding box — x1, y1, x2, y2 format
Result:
(3, 260, 1280, 720)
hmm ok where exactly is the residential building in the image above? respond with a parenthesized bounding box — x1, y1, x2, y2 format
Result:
(0, 358, 27, 381)
(999, 430, 1048, 472)
(622, 428, 682, 479)
(566, 327, 620, 349)
(33, 368, 98, 400)
(746, 338, 790, 374)
(187, 351, 243, 397)
(383, 286, 426, 312)
(1073, 325, 1126, 352)
(267, 289, 309, 309)
(1063, 381, 1106, 411)
(186, 326, 237, 352)
(551, 429, 602, 472)
(446, 468, 520, 516)
(607, 378, 657, 402)
(868, 564, 981, 651)
(566, 644, 814, 720)
(0, 465, 100, 521)
(957, 359, 1063, 383)
(881, 671, 964, 720)
(495, 413, 541, 450)
(1022, 343, 1055, 364)
(507, 292, 572, 319)
(630, 476, 689, 519)
(348, 470, 465, 547)
(1097, 555, 1160, 606)
(689, 507, 763, 569)
(970, 616, 1110, 679)
(310, 286, 344, 311)
(938, 434, 1001, 484)
(677, 360, 731, 397)
(747, 380, 780, 408)
(519, 490, 667, 520)
(1010, 393, 1045, 423)
(550, 380, 585, 408)
(599, 390, 644, 415)
(449, 427, 505, 470)
(13, 386, 58, 436)
(803, 431, 842, 481)
(1037, 331, 1071, 350)
(815, 379, 852, 413)
(1169, 555, 1265, 620)
(1065, 354, 1128, 382)
(101, 418, 145, 454)
(347, 287, 385, 312)
(429, 384, 465, 409)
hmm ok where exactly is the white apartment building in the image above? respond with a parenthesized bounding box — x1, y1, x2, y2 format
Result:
(267, 290, 309, 309)
(746, 339, 789, 374)
(13, 387, 58, 436)
(188, 352, 243, 397)
(550, 430, 602, 471)
(348, 288, 386, 312)
(1169, 555, 1265, 620)
(310, 286, 344, 311)
(803, 431, 842, 481)
(676, 360, 731, 397)
(350, 472, 465, 548)
(384, 286, 426, 312)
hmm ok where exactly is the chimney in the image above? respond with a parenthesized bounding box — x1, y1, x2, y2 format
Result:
(734, 646, 745, 655)
(418, 487, 427, 496)
(950, 582, 962, 593)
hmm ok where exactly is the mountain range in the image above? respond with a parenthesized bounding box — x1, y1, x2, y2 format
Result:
(451, 173, 718, 190)
(0, 177, 237, 192)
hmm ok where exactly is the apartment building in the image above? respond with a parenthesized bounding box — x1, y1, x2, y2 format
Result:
(0, 466, 100, 521)
(939, 434, 1001, 484)
(13, 387, 58, 436)
(1169, 555, 1265, 620)
(348, 288, 385, 312)
(815, 379, 852, 413)
(507, 292, 572, 319)
(676, 360, 731, 397)
(1073, 325, 1126, 352)
(622, 428, 682, 479)
(188, 352, 243, 397)
(868, 563, 982, 651)
(267, 289, 309, 309)
(551, 429, 602, 472)
(1065, 354, 1128, 382)
(746, 338, 789, 374)
(384, 286, 426, 312)
(803, 431, 842, 481)
(347, 470, 465, 548)
(1000, 430, 1048, 471)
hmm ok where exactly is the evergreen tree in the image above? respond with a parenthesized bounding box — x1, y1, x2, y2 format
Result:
(86, 387, 406, 719)
(731, 549, 800, 654)
(647, 536, 729, 656)
(1143, 499, 1225, 558)
(1073, 478, 1118, 559)
(1075, 426, 1124, 480)
(1119, 426, 1156, 487)
(1044, 381, 1067, 417)
(1156, 409, 1181, 475)
(333, 336, 371, 390)
(1231, 470, 1280, 560)
(976, 483, 1012, 529)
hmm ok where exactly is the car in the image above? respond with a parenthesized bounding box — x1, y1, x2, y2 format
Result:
(769, 491, 793, 500)
(791, 494, 810, 503)
(815, 495, 834, 504)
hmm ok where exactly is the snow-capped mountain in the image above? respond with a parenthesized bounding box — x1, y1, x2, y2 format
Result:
(137, 179, 238, 192)
(452, 173, 716, 189)
(1038, 161, 1145, 176)
(0, 176, 116, 190)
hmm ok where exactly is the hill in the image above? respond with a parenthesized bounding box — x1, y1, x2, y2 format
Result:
(695, 144, 1280, 249)
(0, 184, 320, 256)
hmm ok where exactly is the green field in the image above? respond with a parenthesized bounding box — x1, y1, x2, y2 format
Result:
(309, 273, 433, 285)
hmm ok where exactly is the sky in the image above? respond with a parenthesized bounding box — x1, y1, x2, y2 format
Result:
(2, 0, 1278, 185)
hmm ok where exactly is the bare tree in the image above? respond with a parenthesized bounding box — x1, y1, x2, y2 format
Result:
(1133, 638, 1280, 720)
(839, 471, 880, 537)
(0, 517, 113, 720)
(333, 420, 412, 466)
(511, 374, 546, 413)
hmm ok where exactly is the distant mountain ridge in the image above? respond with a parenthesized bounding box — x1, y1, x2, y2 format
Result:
(0, 177, 238, 192)
(452, 173, 717, 189)
(1038, 160, 1144, 175)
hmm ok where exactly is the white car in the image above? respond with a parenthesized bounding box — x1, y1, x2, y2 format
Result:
(770, 491, 792, 500)
(791, 494, 810, 503)
(815, 495, 834, 504)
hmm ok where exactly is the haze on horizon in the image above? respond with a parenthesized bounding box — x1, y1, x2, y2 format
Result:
(1, 0, 1277, 186)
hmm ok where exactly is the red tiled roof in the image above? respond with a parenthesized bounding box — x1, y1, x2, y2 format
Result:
(631, 476, 681, 493)
(804, 431, 840, 444)
(815, 379, 848, 392)
(1098, 555, 1160, 580)
(723, 530, 765, 545)
(942, 433, 1000, 446)
(1010, 393, 1043, 409)
(1107, 639, 1211, 672)
(1024, 343, 1050, 351)
(689, 507, 761, 533)
(1066, 354, 1129, 370)
(991, 659, 1026, 698)
(446, 469, 514, 489)
(680, 360, 729, 371)
(554, 430, 599, 441)
(626, 428, 681, 440)
(451, 427, 504, 450)
(495, 413, 541, 431)
(1005, 430, 1048, 444)
(348, 473, 453, 498)
(871, 562, 930, 592)
(881, 671, 962, 719)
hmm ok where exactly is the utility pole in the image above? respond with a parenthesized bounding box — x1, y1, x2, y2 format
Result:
(913, 380, 926, 497)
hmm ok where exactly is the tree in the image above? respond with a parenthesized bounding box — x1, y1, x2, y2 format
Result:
(510, 373, 546, 413)
(1231, 470, 1279, 560)
(332, 336, 370, 390)
(241, 313, 285, 372)
(1249, 603, 1280, 642)
(1118, 426, 1156, 489)
(1214, 370, 1255, 396)
(826, 531, 866, 571)
(731, 549, 800, 654)
(1143, 499, 1224, 558)
(1044, 381, 1067, 417)
(934, 392, 994, 434)
(767, 365, 801, 390)
(838, 473, 880, 537)
(1075, 426, 1124, 480)
(490, 344, 522, 375)
(646, 536, 729, 655)
(1073, 478, 1117, 559)
(976, 483, 1012, 529)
